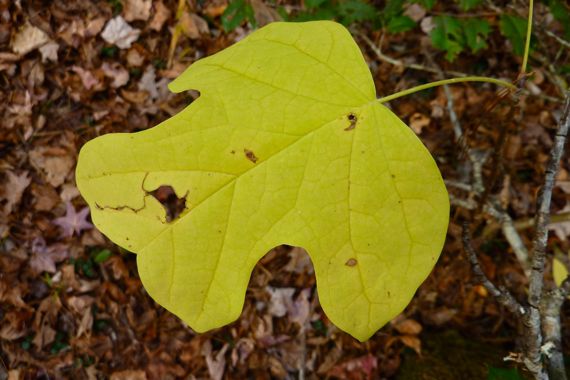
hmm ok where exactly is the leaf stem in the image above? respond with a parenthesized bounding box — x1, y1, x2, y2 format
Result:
(521, 0, 534, 75)
(377, 77, 515, 103)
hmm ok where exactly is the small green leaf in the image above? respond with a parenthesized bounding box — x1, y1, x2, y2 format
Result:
(337, 0, 378, 25)
(387, 15, 416, 33)
(464, 18, 491, 53)
(456, 0, 483, 11)
(431, 16, 464, 61)
(221, 0, 256, 32)
(92, 249, 113, 263)
(499, 14, 528, 56)
(383, 0, 406, 20)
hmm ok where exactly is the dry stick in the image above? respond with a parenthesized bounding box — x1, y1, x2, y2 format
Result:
(357, 32, 470, 79)
(529, 91, 570, 379)
(462, 223, 526, 317)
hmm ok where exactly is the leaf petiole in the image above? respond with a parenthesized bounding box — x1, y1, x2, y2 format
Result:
(520, 0, 533, 75)
(377, 76, 516, 103)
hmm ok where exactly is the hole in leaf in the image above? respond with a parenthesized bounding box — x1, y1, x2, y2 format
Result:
(345, 113, 357, 131)
(149, 185, 187, 223)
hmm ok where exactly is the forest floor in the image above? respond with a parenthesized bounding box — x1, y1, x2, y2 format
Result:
(1, 0, 569, 379)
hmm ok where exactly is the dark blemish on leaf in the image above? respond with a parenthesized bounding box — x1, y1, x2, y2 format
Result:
(244, 149, 258, 163)
(391, 174, 396, 179)
(387, 291, 391, 297)
(344, 113, 357, 131)
(149, 185, 188, 223)
(230, 150, 235, 154)
(345, 258, 357, 267)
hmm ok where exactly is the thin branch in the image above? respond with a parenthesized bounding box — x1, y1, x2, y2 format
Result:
(543, 29, 570, 49)
(357, 32, 470, 78)
(462, 223, 525, 317)
(529, 91, 570, 308)
(520, 0, 534, 75)
(486, 204, 530, 274)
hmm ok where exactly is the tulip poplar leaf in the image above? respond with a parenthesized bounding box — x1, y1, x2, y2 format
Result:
(76, 21, 449, 341)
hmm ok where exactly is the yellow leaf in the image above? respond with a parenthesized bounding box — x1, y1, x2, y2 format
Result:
(76, 21, 449, 341)
(553, 256, 568, 288)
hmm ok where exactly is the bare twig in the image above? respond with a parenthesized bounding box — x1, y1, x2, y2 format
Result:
(543, 29, 570, 50)
(486, 204, 530, 274)
(462, 223, 525, 316)
(529, 91, 570, 312)
(357, 32, 470, 78)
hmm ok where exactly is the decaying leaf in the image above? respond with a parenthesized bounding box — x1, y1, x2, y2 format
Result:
(149, 1, 171, 31)
(29, 146, 75, 187)
(53, 202, 93, 238)
(101, 16, 141, 49)
(11, 22, 50, 55)
(1, 171, 31, 215)
(76, 21, 449, 341)
(122, 0, 152, 22)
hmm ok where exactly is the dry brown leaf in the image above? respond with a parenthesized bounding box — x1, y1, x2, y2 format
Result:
(29, 147, 74, 187)
(85, 17, 107, 37)
(149, 0, 171, 31)
(409, 112, 430, 134)
(11, 22, 50, 55)
(123, 0, 152, 22)
(0, 312, 28, 340)
(1, 171, 31, 215)
(179, 13, 209, 39)
(267, 287, 295, 317)
(39, 41, 59, 63)
(202, 340, 228, 380)
(60, 184, 80, 202)
(400, 335, 422, 355)
(204, 0, 227, 18)
(71, 66, 101, 90)
(394, 318, 423, 335)
(102, 62, 130, 88)
(32, 183, 60, 211)
(127, 47, 145, 66)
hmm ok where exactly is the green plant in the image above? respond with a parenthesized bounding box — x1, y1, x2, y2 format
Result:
(76, 20, 513, 341)
(219, 0, 569, 63)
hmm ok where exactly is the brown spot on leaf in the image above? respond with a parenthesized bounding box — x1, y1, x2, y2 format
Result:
(244, 149, 258, 163)
(345, 258, 357, 267)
